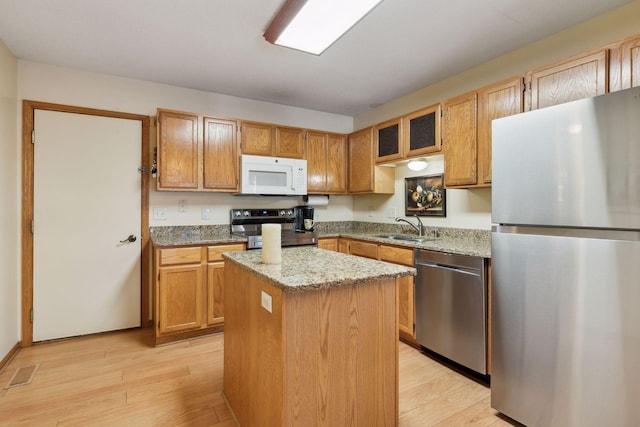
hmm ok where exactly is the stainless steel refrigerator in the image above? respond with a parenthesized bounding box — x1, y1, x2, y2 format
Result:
(491, 87, 640, 427)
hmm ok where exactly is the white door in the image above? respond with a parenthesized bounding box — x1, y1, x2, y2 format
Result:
(33, 110, 141, 341)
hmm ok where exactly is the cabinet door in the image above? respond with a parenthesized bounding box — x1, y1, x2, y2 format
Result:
(403, 104, 441, 157)
(203, 117, 239, 191)
(317, 238, 338, 251)
(477, 77, 524, 185)
(348, 127, 375, 193)
(275, 126, 305, 159)
(529, 49, 608, 110)
(326, 133, 347, 193)
(375, 118, 403, 164)
(157, 110, 201, 190)
(306, 131, 327, 192)
(157, 264, 204, 335)
(397, 275, 415, 337)
(240, 121, 274, 156)
(349, 240, 379, 260)
(207, 261, 225, 326)
(443, 92, 478, 187)
(621, 36, 640, 89)
(206, 244, 245, 326)
(338, 238, 350, 254)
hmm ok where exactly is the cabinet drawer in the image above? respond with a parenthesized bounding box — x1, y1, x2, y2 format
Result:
(379, 245, 414, 267)
(207, 244, 246, 262)
(350, 240, 379, 260)
(159, 247, 202, 266)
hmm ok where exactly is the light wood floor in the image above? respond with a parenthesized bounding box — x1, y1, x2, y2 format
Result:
(0, 329, 519, 426)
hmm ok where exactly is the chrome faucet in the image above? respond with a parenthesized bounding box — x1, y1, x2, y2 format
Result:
(395, 215, 424, 236)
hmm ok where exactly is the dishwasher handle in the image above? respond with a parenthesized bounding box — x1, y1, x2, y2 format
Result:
(415, 261, 481, 278)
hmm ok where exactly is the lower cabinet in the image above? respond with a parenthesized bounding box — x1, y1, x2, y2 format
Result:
(324, 237, 416, 341)
(153, 243, 245, 345)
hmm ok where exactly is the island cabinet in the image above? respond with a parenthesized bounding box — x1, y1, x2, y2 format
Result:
(239, 121, 305, 159)
(348, 127, 395, 194)
(375, 117, 403, 164)
(527, 49, 608, 111)
(335, 238, 417, 340)
(306, 131, 347, 194)
(156, 109, 239, 192)
(223, 248, 413, 427)
(153, 243, 245, 345)
(402, 103, 442, 158)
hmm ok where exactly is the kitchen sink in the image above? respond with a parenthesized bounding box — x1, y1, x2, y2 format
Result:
(374, 234, 435, 243)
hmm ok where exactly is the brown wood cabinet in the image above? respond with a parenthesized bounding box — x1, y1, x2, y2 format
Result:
(477, 77, 524, 185)
(203, 117, 239, 191)
(402, 103, 442, 158)
(153, 243, 245, 345)
(157, 109, 239, 192)
(338, 238, 417, 340)
(528, 49, 608, 110)
(317, 237, 339, 251)
(443, 92, 478, 187)
(240, 121, 305, 159)
(157, 109, 201, 190)
(306, 131, 347, 194)
(375, 117, 403, 164)
(348, 127, 394, 194)
(621, 36, 640, 89)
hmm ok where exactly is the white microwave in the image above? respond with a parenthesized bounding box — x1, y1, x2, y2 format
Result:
(240, 154, 307, 196)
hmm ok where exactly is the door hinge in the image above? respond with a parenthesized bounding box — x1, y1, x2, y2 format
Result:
(31, 129, 35, 144)
(157, 321, 160, 329)
(30, 308, 33, 323)
(31, 220, 34, 234)
(521, 82, 526, 92)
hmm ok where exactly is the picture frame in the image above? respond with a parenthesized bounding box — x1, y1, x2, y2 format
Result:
(405, 174, 446, 217)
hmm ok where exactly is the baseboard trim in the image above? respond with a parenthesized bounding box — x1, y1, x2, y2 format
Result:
(0, 342, 21, 373)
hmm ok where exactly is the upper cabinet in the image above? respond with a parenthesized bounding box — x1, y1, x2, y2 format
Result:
(203, 117, 239, 191)
(157, 109, 201, 190)
(348, 127, 394, 194)
(375, 117, 403, 164)
(610, 35, 640, 91)
(307, 131, 347, 194)
(240, 121, 305, 159)
(527, 49, 608, 110)
(477, 77, 524, 185)
(443, 92, 478, 187)
(403, 104, 442, 158)
(157, 109, 239, 192)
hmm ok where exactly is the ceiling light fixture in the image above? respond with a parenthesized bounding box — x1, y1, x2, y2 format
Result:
(407, 159, 428, 171)
(263, 0, 383, 55)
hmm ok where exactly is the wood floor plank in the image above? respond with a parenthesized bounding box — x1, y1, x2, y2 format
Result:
(0, 328, 518, 426)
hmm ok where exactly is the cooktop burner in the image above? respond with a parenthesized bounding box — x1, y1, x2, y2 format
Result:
(230, 208, 317, 249)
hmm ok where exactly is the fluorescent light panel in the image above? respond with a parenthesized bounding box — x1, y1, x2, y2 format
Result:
(266, 0, 383, 55)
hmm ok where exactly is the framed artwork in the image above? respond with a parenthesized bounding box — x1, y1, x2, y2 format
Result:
(405, 174, 446, 217)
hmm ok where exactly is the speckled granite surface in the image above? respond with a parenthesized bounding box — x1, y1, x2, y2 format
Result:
(223, 247, 415, 294)
(150, 222, 491, 258)
(150, 225, 246, 247)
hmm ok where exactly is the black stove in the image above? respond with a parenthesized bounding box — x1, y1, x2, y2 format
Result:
(230, 208, 317, 250)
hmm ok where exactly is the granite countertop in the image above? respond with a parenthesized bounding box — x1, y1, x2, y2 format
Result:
(150, 223, 491, 258)
(223, 247, 415, 294)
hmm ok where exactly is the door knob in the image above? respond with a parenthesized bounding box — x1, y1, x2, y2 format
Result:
(120, 234, 137, 243)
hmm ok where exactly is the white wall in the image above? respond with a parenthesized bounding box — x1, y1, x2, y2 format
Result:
(0, 39, 18, 358)
(17, 61, 355, 226)
(352, 158, 492, 230)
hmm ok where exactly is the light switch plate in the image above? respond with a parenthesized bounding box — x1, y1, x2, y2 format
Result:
(261, 291, 272, 313)
(201, 208, 211, 220)
(387, 207, 397, 218)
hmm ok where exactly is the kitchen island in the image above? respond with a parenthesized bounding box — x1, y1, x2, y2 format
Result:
(222, 247, 415, 427)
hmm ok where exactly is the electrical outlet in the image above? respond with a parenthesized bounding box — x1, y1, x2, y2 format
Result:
(261, 291, 272, 313)
(387, 207, 397, 218)
(178, 200, 187, 213)
(153, 207, 168, 220)
(201, 208, 211, 220)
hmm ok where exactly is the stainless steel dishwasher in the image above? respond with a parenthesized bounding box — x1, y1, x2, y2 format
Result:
(414, 249, 487, 375)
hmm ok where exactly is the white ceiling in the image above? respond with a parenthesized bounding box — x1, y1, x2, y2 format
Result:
(0, 0, 633, 116)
